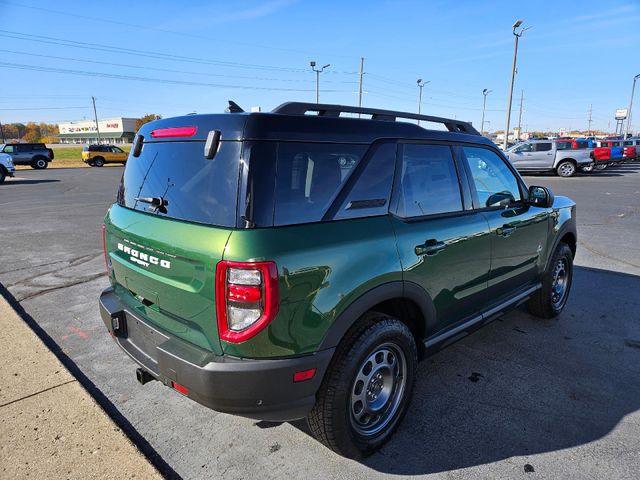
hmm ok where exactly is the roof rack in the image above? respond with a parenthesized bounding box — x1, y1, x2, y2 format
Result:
(271, 102, 480, 135)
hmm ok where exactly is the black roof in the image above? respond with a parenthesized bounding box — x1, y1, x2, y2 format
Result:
(137, 102, 493, 147)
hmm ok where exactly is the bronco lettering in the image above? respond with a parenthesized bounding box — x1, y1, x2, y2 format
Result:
(117, 242, 171, 269)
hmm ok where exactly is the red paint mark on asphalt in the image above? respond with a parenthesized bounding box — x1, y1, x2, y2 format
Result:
(68, 326, 89, 339)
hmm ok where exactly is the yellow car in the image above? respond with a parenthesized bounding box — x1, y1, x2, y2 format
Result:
(82, 144, 128, 167)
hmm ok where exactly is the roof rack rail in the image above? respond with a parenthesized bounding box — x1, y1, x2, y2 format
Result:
(271, 102, 480, 135)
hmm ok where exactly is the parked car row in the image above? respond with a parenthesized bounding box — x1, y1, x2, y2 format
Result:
(504, 137, 638, 177)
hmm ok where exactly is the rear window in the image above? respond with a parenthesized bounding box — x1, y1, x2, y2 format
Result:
(555, 142, 571, 150)
(117, 141, 241, 227)
(243, 142, 368, 227)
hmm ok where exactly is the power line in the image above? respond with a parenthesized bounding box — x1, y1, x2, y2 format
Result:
(0, 62, 351, 93)
(0, 106, 88, 110)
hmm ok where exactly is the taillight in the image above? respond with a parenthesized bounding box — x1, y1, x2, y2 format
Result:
(102, 224, 109, 273)
(150, 126, 197, 138)
(215, 261, 279, 343)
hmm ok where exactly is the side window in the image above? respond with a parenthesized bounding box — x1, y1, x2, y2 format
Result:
(535, 142, 552, 152)
(273, 142, 367, 226)
(3, 145, 14, 153)
(16, 144, 31, 153)
(514, 143, 532, 153)
(555, 142, 570, 150)
(462, 146, 522, 208)
(334, 143, 395, 220)
(112, 147, 124, 153)
(393, 144, 462, 218)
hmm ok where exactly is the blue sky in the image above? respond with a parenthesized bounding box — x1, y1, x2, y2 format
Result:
(1, 0, 639, 133)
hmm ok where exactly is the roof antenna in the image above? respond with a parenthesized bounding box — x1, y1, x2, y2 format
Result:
(226, 101, 245, 113)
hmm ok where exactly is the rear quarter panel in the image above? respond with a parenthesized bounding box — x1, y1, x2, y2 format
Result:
(222, 216, 402, 358)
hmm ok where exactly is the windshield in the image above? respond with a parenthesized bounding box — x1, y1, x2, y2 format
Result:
(117, 140, 241, 227)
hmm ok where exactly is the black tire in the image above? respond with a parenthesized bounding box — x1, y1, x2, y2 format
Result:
(556, 160, 576, 177)
(0, 168, 6, 184)
(307, 312, 417, 459)
(528, 242, 573, 318)
(32, 157, 48, 169)
(93, 157, 105, 167)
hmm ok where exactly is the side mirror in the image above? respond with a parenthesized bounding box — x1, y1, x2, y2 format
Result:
(528, 185, 554, 208)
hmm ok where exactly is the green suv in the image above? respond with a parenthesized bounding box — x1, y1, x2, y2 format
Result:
(100, 102, 576, 458)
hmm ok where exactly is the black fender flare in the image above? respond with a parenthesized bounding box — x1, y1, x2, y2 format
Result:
(545, 222, 577, 271)
(318, 281, 437, 350)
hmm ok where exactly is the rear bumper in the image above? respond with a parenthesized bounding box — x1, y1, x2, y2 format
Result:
(99, 287, 334, 421)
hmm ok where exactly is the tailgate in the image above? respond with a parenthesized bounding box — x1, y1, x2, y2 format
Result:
(105, 205, 231, 354)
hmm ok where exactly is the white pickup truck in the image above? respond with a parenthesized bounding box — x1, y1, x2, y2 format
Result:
(0, 152, 15, 183)
(505, 139, 593, 177)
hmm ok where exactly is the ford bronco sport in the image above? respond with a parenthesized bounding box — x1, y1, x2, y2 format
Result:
(1, 142, 54, 169)
(100, 102, 577, 458)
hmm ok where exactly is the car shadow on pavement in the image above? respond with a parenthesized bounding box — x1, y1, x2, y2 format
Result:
(4, 179, 61, 185)
(295, 266, 640, 473)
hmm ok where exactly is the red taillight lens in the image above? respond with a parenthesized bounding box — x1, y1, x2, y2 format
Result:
(215, 261, 279, 343)
(102, 224, 109, 273)
(150, 126, 197, 138)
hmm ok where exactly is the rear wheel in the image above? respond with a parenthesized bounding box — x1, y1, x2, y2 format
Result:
(93, 157, 105, 167)
(307, 313, 417, 458)
(528, 242, 573, 318)
(556, 161, 576, 177)
(32, 158, 48, 169)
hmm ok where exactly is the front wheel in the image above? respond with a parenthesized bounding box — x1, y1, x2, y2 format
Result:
(307, 313, 417, 458)
(528, 242, 573, 318)
(0, 169, 5, 184)
(556, 161, 576, 177)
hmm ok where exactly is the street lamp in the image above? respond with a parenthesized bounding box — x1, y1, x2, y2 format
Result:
(503, 20, 530, 150)
(481, 88, 492, 135)
(310, 61, 330, 104)
(624, 73, 640, 139)
(417, 78, 430, 124)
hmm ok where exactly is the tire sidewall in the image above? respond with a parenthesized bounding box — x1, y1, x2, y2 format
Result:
(328, 317, 417, 457)
(546, 244, 573, 315)
(557, 161, 575, 177)
(33, 158, 47, 169)
(93, 157, 105, 167)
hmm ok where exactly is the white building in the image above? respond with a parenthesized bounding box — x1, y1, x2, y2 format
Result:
(57, 117, 137, 144)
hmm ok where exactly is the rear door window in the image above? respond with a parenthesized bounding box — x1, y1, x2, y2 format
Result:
(392, 144, 463, 218)
(117, 140, 241, 227)
(534, 142, 552, 152)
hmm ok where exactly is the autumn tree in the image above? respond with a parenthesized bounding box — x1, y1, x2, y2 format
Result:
(23, 122, 41, 143)
(135, 114, 162, 132)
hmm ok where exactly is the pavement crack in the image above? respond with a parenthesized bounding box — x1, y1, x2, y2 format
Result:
(16, 272, 106, 302)
(0, 379, 77, 408)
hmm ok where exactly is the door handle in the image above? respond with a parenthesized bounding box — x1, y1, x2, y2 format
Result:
(415, 240, 446, 256)
(497, 225, 516, 237)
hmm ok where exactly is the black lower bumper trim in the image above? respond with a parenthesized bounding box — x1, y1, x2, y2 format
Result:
(99, 287, 334, 421)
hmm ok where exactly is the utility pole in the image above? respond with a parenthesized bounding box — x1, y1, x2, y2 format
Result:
(624, 73, 640, 139)
(587, 104, 593, 136)
(504, 20, 529, 150)
(416, 79, 430, 125)
(481, 89, 491, 135)
(357, 57, 364, 110)
(310, 61, 330, 104)
(91, 96, 101, 143)
(517, 90, 524, 141)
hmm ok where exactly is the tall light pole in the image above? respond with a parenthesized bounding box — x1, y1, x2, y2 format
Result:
(417, 79, 430, 124)
(310, 61, 330, 104)
(503, 20, 529, 150)
(481, 88, 491, 135)
(91, 96, 101, 144)
(624, 73, 640, 139)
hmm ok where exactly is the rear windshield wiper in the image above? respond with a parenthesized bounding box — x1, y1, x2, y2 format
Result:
(135, 196, 168, 214)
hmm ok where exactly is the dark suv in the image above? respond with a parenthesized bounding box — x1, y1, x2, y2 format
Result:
(1, 143, 54, 169)
(100, 102, 577, 458)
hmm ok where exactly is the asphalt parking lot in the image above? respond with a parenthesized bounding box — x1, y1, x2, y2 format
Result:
(1, 164, 639, 479)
